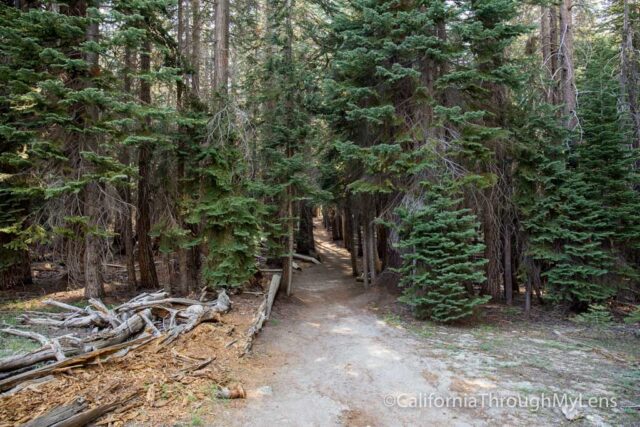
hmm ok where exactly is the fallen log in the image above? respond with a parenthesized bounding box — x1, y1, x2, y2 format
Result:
(52, 395, 135, 427)
(1, 327, 50, 346)
(88, 299, 121, 328)
(1, 290, 233, 391)
(0, 375, 54, 397)
(84, 309, 150, 351)
(0, 328, 81, 372)
(158, 291, 231, 346)
(242, 274, 281, 355)
(43, 300, 84, 314)
(0, 347, 79, 373)
(23, 397, 88, 427)
(115, 297, 214, 313)
(266, 273, 281, 320)
(242, 298, 267, 356)
(0, 336, 155, 392)
(20, 312, 107, 329)
(293, 253, 321, 265)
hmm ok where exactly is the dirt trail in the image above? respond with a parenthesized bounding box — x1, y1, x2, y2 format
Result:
(216, 224, 479, 426)
(214, 222, 637, 427)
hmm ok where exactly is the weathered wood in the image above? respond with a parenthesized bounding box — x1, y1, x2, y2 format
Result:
(43, 299, 84, 313)
(23, 397, 88, 427)
(1, 290, 233, 390)
(20, 312, 106, 329)
(88, 298, 121, 328)
(0, 336, 155, 392)
(266, 273, 281, 320)
(258, 268, 283, 273)
(0, 348, 68, 373)
(292, 253, 321, 265)
(115, 297, 216, 312)
(84, 309, 150, 350)
(242, 297, 267, 355)
(52, 398, 127, 427)
(1, 327, 50, 346)
(0, 375, 54, 397)
(0, 329, 80, 371)
(159, 291, 230, 346)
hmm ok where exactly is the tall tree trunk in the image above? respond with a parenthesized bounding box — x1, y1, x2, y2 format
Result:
(376, 223, 387, 272)
(120, 47, 138, 290)
(214, 0, 229, 92)
(83, 181, 104, 298)
(483, 212, 502, 299)
(178, 0, 185, 54)
(66, 0, 105, 298)
(621, 0, 640, 156)
(283, 189, 294, 296)
(559, 0, 577, 130)
(176, 0, 192, 295)
(350, 214, 359, 277)
(541, 6, 557, 104)
(362, 221, 369, 288)
(281, 0, 295, 295)
(504, 223, 513, 305)
(190, 0, 201, 94)
(296, 200, 315, 255)
(346, 206, 359, 277)
(331, 209, 341, 241)
(137, 38, 159, 289)
(367, 218, 376, 282)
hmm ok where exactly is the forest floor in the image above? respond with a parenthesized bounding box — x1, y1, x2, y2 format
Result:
(211, 221, 640, 427)
(0, 270, 268, 425)
(1, 223, 638, 426)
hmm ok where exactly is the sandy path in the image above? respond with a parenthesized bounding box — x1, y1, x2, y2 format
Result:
(215, 223, 479, 426)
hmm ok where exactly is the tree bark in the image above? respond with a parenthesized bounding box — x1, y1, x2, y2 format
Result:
(176, 0, 192, 295)
(118, 47, 138, 291)
(282, 189, 294, 296)
(541, 6, 557, 104)
(178, 0, 185, 54)
(190, 0, 201, 94)
(367, 218, 376, 282)
(362, 222, 369, 288)
(559, 0, 577, 130)
(504, 224, 513, 305)
(79, 0, 105, 299)
(296, 200, 315, 255)
(376, 223, 387, 271)
(330, 209, 340, 241)
(137, 38, 159, 289)
(482, 213, 502, 300)
(621, 0, 640, 157)
(348, 209, 359, 277)
(214, 0, 229, 92)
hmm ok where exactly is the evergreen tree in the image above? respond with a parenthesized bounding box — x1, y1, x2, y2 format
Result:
(394, 181, 489, 322)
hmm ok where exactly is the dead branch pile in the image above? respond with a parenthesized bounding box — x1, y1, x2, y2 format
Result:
(0, 287, 273, 426)
(0, 290, 230, 388)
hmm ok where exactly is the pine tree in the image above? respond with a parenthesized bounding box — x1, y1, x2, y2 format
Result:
(516, 35, 640, 308)
(394, 181, 489, 322)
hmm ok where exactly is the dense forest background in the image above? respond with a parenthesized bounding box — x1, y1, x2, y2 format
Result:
(1, 0, 639, 323)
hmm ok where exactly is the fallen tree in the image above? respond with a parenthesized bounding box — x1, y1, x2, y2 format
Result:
(0, 290, 231, 382)
(242, 273, 281, 355)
